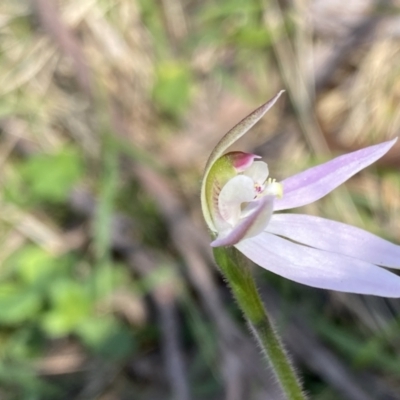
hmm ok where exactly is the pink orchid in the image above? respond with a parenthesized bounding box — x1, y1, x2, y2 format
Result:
(201, 91, 400, 297)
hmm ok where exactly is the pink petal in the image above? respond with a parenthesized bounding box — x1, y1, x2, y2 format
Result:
(267, 214, 400, 269)
(274, 139, 397, 211)
(236, 232, 400, 297)
(230, 152, 261, 172)
(211, 195, 274, 247)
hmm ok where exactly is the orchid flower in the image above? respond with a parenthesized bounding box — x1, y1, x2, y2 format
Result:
(201, 91, 400, 297)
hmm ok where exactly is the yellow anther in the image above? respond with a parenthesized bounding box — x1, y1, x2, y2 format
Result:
(265, 178, 283, 198)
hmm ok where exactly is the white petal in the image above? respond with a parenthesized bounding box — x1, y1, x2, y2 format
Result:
(267, 214, 400, 269)
(242, 161, 269, 184)
(236, 232, 400, 297)
(218, 175, 255, 226)
(211, 195, 274, 247)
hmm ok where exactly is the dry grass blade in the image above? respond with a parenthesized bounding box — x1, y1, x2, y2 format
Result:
(32, 0, 91, 95)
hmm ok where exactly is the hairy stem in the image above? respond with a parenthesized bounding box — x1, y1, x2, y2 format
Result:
(213, 246, 306, 400)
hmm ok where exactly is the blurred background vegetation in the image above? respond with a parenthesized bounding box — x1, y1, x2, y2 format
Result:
(0, 0, 400, 399)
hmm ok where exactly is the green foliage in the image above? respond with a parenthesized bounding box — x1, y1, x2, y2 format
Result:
(230, 26, 274, 48)
(0, 362, 56, 400)
(4, 146, 84, 208)
(13, 246, 60, 285)
(77, 316, 135, 360)
(41, 280, 93, 337)
(199, 0, 260, 22)
(153, 62, 193, 118)
(0, 238, 137, 396)
(0, 284, 42, 325)
(18, 147, 83, 203)
(196, 0, 271, 48)
(92, 134, 118, 266)
(0, 246, 65, 326)
(316, 318, 400, 375)
(0, 242, 133, 350)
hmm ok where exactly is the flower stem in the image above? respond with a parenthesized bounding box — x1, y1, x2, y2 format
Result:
(213, 246, 306, 400)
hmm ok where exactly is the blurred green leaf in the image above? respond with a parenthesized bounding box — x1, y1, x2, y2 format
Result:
(0, 327, 42, 361)
(12, 246, 56, 285)
(199, 0, 259, 21)
(92, 133, 118, 268)
(90, 263, 129, 300)
(18, 147, 83, 203)
(0, 284, 42, 325)
(153, 62, 193, 118)
(231, 26, 273, 48)
(41, 280, 92, 337)
(0, 362, 56, 400)
(316, 318, 400, 374)
(77, 316, 135, 360)
(137, 0, 169, 53)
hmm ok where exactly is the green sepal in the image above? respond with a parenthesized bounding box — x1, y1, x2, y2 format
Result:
(200, 91, 284, 232)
